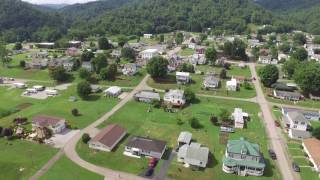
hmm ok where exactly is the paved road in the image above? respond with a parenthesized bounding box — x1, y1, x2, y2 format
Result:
(153, 152, 176, 180)
(63, 75, 151, 180)
(249, 63, 299, 180)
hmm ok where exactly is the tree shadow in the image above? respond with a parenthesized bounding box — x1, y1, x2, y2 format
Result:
(111, 133, 130, 152)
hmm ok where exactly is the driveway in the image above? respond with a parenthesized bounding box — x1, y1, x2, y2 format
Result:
(249, 63, 299, 180)
(45, 129, 80, 148)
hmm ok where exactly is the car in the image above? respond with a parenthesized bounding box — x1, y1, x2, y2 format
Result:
(149, 158, 158, 168)
(292, 162, 300, 172)
(268, 149, 277, 160)
(145, 167, 154, 177)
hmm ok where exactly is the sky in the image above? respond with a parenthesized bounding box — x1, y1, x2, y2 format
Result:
(22, 0, 97, 5)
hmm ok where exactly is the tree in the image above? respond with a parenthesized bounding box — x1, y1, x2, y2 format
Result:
(80, 50, 94, 62)
(189, 117, 201, 129)
(71, 108, 79, 116)
(121, 47, 135, 61)
(13, 42, 22, 50)
(279, 43, 291, 54)
(98, 37, 110, 50)
(92, 54, 108, 73)
(147, 56, 168, 79)
(3, 128, 13, 137)
(49, 66, 69, 82)
(270, 46, 278, 59)
(117, 35, 128, 47)
(258, 64, 279, 87)
(294, 62, 320, 93)
(220, 68, 227, 79)
(282, 59, 299, 79)
(314, 36, 320, 44)
(184, 88, 195, 103)
(205, 47, 217, 65)
(100, 64, 117, 80)
(159, 34, 164, 43)
(82, 133, 91, 144)
(175, 32, 184, 45)
(20, 60, 26, 68)
(79, 68, 92, 80)
(180, 63, 194, 73)
(223, 39, 247, 60)
(219, 108, 230, 122)
(0, 42, 12, 67)
(293, 33, 306, 45)
(77, 81, 92, 99)
(291, 48, 308, 61)
(199, 33, 207, 43)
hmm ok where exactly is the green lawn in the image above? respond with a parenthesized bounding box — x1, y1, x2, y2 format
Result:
(0, 85, 119, 129)
(179, 48, 195, 56)
(147, 71, 256, 99)
(0, 139, 58, 180)
(77, 97, 280, 180)
(40, 155, 103, 180)
(0, 66, 51, 81)
(196, 65, 252, 78)
(99, 69, 146, 87)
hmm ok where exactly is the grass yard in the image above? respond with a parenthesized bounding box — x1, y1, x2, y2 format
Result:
(0, 66, 51, 81)
(77, 97, 280, 180)
(40, 155, 104, 180)
(179, 48, 195, 56)
(147, 72, 256, 99)
(267, 96, 320, 109)
(99, 69, 146, 87)
(0, 139, 58, 180)
(196, 65, 252, 78)
(0, 85, 119, 129)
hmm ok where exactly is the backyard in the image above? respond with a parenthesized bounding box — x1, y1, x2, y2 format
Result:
(76, 97, 280, 180)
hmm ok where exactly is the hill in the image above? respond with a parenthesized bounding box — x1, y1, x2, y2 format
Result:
(255, 0, 320, 11)
(0, 0, 66, 42)
(72, 0, 281, 36)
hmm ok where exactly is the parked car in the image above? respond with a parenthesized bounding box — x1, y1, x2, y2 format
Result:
(149, 158, 158, 168)
(275, 121, 281, 127)
(268, 149, 277, 160)
(292, 162, 300, 172)
(145, 167, 154, 177)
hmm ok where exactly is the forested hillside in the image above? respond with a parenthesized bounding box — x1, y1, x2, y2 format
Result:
(0, 0, 66, 42)
(255, 0, 320, 10)
(72, 0, 281, 36)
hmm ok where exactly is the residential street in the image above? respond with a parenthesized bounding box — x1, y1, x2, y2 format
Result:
(249, 63, 299, 180)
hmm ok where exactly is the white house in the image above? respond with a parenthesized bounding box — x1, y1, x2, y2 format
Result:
(232, 108, 249, 129)
(302, 138, 320, 172)
(176, 72, 191, 84)
(143, 34, 153, 39)
(203, 75, 220, 90)
(122, 63, 137, 76)
(226, 78, 238, 91)
(258, 55, 278, 64)
(190, 53, 206, 65)
(177, 143, 209, 169)
(13, 82, 26, 89)
(45, 89, 58, 96)
(32, 115, 66, 134)
(104, 86, 122, 97)
(278, 53, 289, 61)
(140, 49, 159, 60)
(283, 111, 311, 139)
(134, 91, 161, 103)
(164, 89, 186, 107)
(89, 124, 127, 152)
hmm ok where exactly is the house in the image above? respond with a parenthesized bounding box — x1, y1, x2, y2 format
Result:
(302, 138, 320, 172)
(36, 42, 55, 49)
(25, 59, 48, 69)
(89, 124, 127, 152)
(203, 75, 220, 90)
(104, 86, 122, 97)
(134, 91, 160, 103)
(124, 136, 167, 159)
(258, 55, 278, 64)
(281, 107, 320, 121)
(68, 41, 82, 48)
(45, 89, 59, 96)
(14, 82, 26, 89)
(32, 115, 66, 134)
(66, 47, 80, 57)
(140, 49, 159, 60)
(309, 92, 320, 101)
(143, 34, 153, 39)
(90, 85, 102, 93)
(164, 89, 186, 107)
(122, 63, 137, 76)
(248, 39, 263, 48)
(273, 90, 303, 101)
(111, 49, 121, 58)
(222, 138, 265, 176)
(31, 51, 48, 58)
(190, 53, 206, 65)
(278, 53, 289, 61)
(177, 131, 192, 147)
(226, 78, 238, 91)
(283, 111, 311, 140)
(177, 142, 209, 169)
(176, 72, 191, 84)
(48, 59, 63, 69)
(196, 47, 206, 54)
(81, 62, 93, 72)
(232, 108, 249, 129)
(61, 58, 74, 71)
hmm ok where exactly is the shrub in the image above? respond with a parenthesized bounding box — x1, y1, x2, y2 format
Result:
(210, 115, 218, 126)
(82, 133, 91, 144)
(71, 108, 79, 116)
(3, 128, 13, 137)
(13, 117, 28, 125)
(243, 81, 252, 90)
(189, 117, 202, 129)
(151, 99, 161, 109)
(20, 60, 26, 68)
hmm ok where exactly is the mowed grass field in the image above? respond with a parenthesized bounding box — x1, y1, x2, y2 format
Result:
(0, 139, 57, 180)
(0, 85, 119, 129)
(77, 97, 281, 180)
(40, 155, 103, 180)
(147, 65, 256, 99)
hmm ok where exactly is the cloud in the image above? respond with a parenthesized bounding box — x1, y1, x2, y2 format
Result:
(22, 0, 98, 5)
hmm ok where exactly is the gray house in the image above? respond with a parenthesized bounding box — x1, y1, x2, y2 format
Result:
(203, 75, 220, 90)
(273, 90, 303, 101)
(81, 62, 93, 72)
(177, 142, 209, 169)
(281, 107, 320, 121)
(177, 131, 192, 147)
(134, 91, 160, 103)
(124, 136, 167, 159)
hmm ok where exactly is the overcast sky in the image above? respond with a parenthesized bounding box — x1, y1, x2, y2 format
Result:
(22, 0, 97, 5)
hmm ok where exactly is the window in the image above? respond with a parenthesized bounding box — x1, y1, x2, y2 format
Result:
(294, 121, 298, 124)
(293, 125, 297, 128)
(301, 122, 305, 125)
